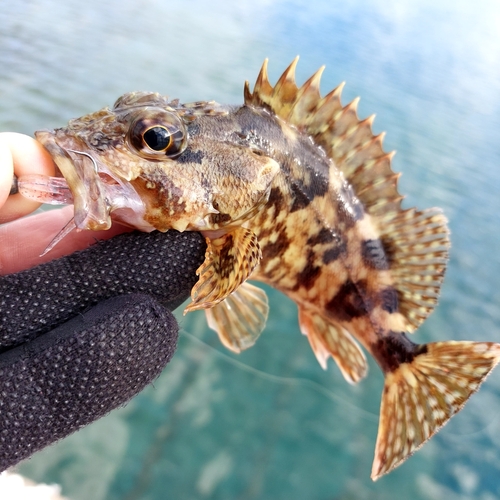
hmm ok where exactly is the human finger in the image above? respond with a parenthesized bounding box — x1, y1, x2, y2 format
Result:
(0, 133, 56, 223)
(0, 139, 14, 211)
(0, 206, 133, 275)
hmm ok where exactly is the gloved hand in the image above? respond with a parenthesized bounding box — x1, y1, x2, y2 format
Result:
(0, 133, 207, 471)
(0, 229, 206, 472)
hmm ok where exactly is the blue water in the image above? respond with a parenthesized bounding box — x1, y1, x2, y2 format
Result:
(1, 1, 500, 498)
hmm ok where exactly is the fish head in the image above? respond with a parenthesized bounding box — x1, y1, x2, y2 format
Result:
(34, 91, 280, 234)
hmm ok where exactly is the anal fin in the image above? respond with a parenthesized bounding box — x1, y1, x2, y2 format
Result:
(372, 341, 500, 480)
(205, 282, 269, 353)
(298, 308, 368, 384)
(185, 227, 261, 313)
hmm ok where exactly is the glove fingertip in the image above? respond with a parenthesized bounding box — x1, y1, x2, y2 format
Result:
(0, 293, 178, 471)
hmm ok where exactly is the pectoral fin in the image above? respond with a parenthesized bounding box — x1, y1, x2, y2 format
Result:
(184, 227, 262, 313)
(205, 282, 269, 353)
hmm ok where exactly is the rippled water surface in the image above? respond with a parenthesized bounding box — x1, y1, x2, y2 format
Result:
(1, 1, 500, 498)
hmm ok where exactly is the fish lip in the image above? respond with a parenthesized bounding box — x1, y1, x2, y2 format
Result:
(34, 129, 112, 230)
(34, 128, 95, 193)
(35, 129, 90, 162)
(35, 129, 74, 174)
(34, 129, 92, 179)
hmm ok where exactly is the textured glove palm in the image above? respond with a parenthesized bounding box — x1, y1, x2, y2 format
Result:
(0, 230, 206, 471)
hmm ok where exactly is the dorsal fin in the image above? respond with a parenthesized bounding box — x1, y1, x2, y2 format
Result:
(244, 58, 450, 330)
(244, 57, 401, 217)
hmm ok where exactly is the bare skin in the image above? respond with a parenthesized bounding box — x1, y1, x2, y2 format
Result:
(0, 133, 131, 275)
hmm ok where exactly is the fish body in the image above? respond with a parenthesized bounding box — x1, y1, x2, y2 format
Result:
(18, 58, 500, 480)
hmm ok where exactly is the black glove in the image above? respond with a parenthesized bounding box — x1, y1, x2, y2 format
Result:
(0, 230, 206, 471)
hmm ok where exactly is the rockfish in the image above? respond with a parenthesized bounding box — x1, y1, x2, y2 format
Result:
(18, 58, 500, 480)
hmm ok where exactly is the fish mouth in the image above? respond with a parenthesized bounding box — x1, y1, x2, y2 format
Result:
(32, 129, 148, 231)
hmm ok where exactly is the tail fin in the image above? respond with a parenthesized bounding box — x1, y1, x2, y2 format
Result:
(371, 341, 500, 481)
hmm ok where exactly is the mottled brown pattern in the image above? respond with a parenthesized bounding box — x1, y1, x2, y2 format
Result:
(218, 233, 235, 280)
(362, 239, 390, 270)
(265, 187, 289, 219)
(322, 239, 346, 264)
(325, 280, 369, 321)
(210, 212, 232, 225)
(379, 287, 399, 314)
(372, 332, 427, 373)
(261, 229, 290, 261)
(292, 249, 322, 291)
(307, 227, 336, 246)
(176, 148, 205, 164)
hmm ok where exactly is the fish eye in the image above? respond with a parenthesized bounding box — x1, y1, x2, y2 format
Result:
(143, 126, 172, 151)
(128, 110, 187, 159)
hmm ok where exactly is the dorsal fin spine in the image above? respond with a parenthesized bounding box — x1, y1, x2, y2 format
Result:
(289, 66, 324, 123)
(256, 58, 270, 92)
(301, 66, 325, 96)
(274, 56, 299, 98)
(346, 97, 360, 113)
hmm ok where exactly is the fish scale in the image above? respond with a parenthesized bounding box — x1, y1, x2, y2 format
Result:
(17, 57, 500, 481)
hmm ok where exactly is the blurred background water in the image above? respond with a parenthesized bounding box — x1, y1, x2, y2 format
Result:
(1, 0, 500, 498)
